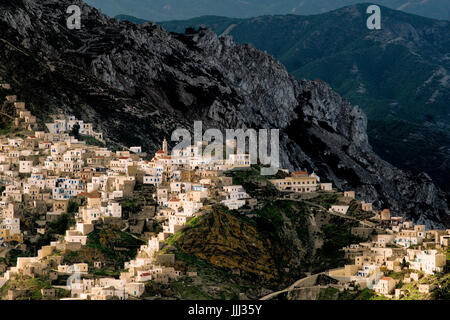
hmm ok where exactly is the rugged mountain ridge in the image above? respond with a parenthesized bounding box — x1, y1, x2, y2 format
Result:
(0, 0, 448, 227)
(87, 0, 450, 21)
(148, 6, 450, 191)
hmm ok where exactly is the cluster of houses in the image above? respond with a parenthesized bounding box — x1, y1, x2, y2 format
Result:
(45, 116, 104, 142)
(0, 89, 263, 299)
(270, 179, 449, 298)
(0, 85, 447, 300)
(329, 209, 449, 298)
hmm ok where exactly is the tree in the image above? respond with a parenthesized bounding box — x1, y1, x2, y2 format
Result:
(71, 123, 80, 139)
(400, 257, 409, 269)
(67, 200, 79, 214)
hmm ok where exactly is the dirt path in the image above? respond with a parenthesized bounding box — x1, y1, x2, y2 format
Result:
(260, 273, 325, 300)
(220, 24, 238, 36)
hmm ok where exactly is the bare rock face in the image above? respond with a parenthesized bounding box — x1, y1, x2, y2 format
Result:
(0, 0, 448, 227)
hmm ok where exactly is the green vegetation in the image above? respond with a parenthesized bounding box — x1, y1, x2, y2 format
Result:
(171, 251, 252, 300)
(0, 248, 33, 268)
(47, 213, 76, 235)
(91, 268, 121, 278)
(34, 213, 76, 249)
(388, 271, 405, 280)
(225, 166, 279, 199)
(346, 201, 374, 220)
(59, 228, 145, 273)
(59, 228, 145, 276)
(353, 288, 376, 300)
(0, 275, 52, 300)
(398, 282, 430, 300)
(371, 294, 389, 300)
(324, 286, 386, 300)
(79, 134, 105, 147)
(432, 274, 450, 300)
(67, 200, 79, 214)
(55, 288, 71, 299)
(0, 99, 13, 135)
(317, 287, 339, 300)
(307, 193, 338, 210)
(312, 216, 363, 272)
(174, 205, 278, 282)
(141, 247, 250, 300)
(143, 279, 218, 300)
(85, 228, 145, 269)
(0, 124, 10, 135)
(171, 280, 214, 300)
(174, 250, 232, 283)
(70, 123, 80, 140)
(165, 216, 202, 247)
(121, 199, 142, 220)
(163, 171, 368, 289)
(168, 200, 314, 286)
(254, 200, 310, 246)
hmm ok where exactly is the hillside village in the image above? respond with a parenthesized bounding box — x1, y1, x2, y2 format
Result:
(0, 81, 448, 300)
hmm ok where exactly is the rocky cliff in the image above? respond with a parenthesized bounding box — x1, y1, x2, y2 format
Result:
(0, 0, 448, 227)
(156, 9, 450, 192)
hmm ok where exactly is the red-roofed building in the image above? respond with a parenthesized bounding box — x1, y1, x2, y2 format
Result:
(270, 172, 318, 193)
(292, 171, 308, 176)
(137, 271, 152, 282)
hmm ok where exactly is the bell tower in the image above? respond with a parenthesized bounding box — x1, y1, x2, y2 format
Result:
(162, 137, 168, 154)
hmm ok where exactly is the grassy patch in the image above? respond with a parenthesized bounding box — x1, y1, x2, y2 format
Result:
(174, 250, 231, 282)
(388, 271, 405, 280)
(79, 134, 105, 147)
(62, 228, 144, 272)
(171, 280, 214, 300)
(354, 288, 376, 300)
(0, 275, 52, 300)
(85, 228, 145, 270)
(432, 273, 450, 300)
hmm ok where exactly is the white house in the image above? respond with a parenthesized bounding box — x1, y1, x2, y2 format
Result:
(329, 205, 349, 215)
(373, 277, 396, 295)
(19, 160, 33, 174)
(408, 250, 446, 275)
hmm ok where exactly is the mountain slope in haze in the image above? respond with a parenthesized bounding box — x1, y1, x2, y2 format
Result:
(124, 6, 450, 192)
(88, 0, 450, 21)
(0, 0, 449, 228)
